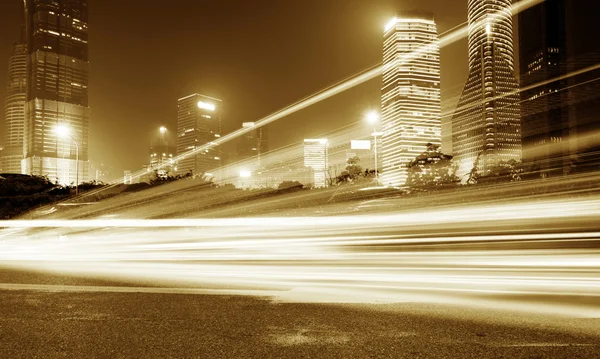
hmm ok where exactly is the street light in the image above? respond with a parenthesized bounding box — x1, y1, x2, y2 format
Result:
(366, 111, 380, 182)
(53, 124, 79, 195)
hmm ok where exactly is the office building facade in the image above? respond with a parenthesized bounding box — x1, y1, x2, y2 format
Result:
(22, 0, 90, 184)
(520, 0, 600, 175)
(176, 94, 222, 177)
(381, 13, 441, 187)
(452, 0, 521, 176)
(236, 122, 268, 166)
(303, 139, 328, 188)
(2, 42, 27, 174)
(518, 0, 570, 176)
(148, 127, 176, 178)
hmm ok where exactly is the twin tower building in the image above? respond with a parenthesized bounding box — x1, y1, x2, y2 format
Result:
(381, 0, 520, 186)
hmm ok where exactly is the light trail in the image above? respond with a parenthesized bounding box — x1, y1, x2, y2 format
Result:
(2, 192, 600, 317)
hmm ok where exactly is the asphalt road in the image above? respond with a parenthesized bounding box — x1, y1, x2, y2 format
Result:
(1, 286, 599, 359)
(0, 268, 598, 359)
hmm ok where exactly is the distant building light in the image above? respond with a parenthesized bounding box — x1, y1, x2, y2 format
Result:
(351, 140, 371, 150)
(239, 170, 252, 178)
(197, 101, 216, 111)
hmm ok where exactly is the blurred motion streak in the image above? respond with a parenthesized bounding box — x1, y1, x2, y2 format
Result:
(1, 192, 600, 317)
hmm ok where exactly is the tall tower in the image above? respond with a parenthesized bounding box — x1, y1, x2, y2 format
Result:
(148, 127, 176, 178)
(518, 0, 569, 177)
(2, 41, 27, 174)
(237, 122, 268, 167)
(452, 0, 521, 177)
(381, 13, 441, 187)
(22, 0, 90, 184)
(176, 94, 222, 176)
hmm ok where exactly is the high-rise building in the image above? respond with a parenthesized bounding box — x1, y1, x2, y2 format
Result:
(380, 13, 441, 187)
(22, 0, 90, 185)
(519, 0, 600, 176)
(2, 42, 27, 174)
(176, 94, 222, 176)
(303, 139, 328, 188)
(518, 0, 569, 176)
(452, 0, 521, 176)
(148, 126, 176, 178)
(236, 122, 268, 166)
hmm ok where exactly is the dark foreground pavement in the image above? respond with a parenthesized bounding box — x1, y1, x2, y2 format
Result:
(1, 287, 599, 359)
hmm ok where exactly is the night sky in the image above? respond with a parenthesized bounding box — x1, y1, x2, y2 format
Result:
(0, 0, 469, 175)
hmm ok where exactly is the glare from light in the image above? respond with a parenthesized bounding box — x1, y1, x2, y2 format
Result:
(385, 17, 397, 32)
(239, 170, 252, 178)
(53, 124, 70, 138)
(197, 101, 216, 111)
(366, 111, 380, 124)
(159, 126, 167, 134)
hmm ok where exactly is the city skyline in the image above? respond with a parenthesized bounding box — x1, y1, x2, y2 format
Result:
(0, 0, 468, 177)
(0, 2, 599, 356)
(0, 1, 597, 184)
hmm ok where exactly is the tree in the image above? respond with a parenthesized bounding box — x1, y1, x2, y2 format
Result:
(406, 143, 459, 189)
(476, 159, 524, 184)
(278, 180, 304, 191)
(334, 156, 366, 184)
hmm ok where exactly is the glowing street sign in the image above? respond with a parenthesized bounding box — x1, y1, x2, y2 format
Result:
(351, 140, 371, 150)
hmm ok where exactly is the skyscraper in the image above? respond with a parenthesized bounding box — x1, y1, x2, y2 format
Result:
(176, 94, 222, 176)
(2, 42, 27, 174)
(22, 0, 90, 184)
(518, 0, 569, 176)
(236, 122, 268, 166)
(148, 127, 176, 178)
(303, 139, 328, 188)
(452, 0, 521, 176)
(519, 0, 600, 176)
(381, 13, 441, 187)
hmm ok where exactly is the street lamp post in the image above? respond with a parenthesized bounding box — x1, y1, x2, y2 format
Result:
(54, 125, 80, 195)
(366, 111, 380, 182)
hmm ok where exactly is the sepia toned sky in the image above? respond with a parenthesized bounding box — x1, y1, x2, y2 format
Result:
(0, 0, 470, 175)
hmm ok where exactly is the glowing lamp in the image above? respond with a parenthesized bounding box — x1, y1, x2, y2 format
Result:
(366, 111, 380, 124)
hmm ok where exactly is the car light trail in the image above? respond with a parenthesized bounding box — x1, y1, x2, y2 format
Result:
(2, 193, 600, 318)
